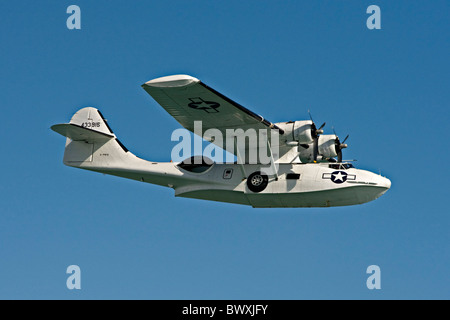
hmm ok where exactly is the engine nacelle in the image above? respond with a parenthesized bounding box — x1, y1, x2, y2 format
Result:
(293, 120, 314, 145)
(318, 134, 338, 158)
(275, 120, 314, 145)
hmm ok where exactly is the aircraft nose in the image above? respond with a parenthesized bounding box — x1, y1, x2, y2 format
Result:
(369, 175, 391, 201)
(375, 175, 391, 200)
(379, 176, 391, 189)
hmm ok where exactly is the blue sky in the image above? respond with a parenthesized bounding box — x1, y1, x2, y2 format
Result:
(0, 1, 448, 299)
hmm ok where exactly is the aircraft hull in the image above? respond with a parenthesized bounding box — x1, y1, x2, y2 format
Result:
(179, 185, 389, 208)
(83, 162, 390, 208)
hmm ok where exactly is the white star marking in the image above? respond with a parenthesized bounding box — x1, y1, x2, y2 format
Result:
(333, 172, 345, 182)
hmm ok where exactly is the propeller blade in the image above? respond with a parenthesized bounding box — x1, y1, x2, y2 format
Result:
(313, 138, 318, 162)
(308, 109, 313, 122)
(307, 111, 325, 162)
(342, 134, 349, 144)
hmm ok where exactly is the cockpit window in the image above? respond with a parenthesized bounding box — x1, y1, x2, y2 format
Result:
(328, 163, 355, 170)
(177, 156, 214, 173)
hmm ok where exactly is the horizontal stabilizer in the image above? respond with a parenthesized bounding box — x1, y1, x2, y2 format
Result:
(51, 123, 115, 142)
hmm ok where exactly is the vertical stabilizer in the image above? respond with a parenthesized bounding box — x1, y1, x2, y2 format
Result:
(51, 107, 131, 168)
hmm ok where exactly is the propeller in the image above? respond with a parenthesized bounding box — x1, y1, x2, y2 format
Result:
(333, 129, 349, 163)
(308, 110, 326, 161)
(312, 121, 326, 137)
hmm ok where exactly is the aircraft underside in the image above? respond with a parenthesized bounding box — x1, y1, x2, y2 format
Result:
(81, 161, 390, 208)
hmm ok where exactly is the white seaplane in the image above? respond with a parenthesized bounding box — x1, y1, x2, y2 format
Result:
(52, 75, 391, 208)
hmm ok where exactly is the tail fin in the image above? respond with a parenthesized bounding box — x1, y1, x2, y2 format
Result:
(51, 107, 130, 168)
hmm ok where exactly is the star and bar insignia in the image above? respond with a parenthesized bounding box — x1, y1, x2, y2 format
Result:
(322, 171, 356, 184)
(188, 97, 220, 113)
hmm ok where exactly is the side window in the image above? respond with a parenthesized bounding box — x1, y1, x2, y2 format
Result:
(286, 173, 301, 180)
(177, 156, 214, 173)
(223, 169, 233, 179)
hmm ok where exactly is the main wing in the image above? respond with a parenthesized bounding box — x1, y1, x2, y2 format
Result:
(141, 75, 284, 146)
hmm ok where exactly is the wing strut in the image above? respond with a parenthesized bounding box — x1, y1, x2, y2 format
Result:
(234, 136, 248, 179)
(260, 132, 279, 181)
(266, 138, 279, 181)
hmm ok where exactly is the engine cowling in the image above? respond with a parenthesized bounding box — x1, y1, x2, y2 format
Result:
(275, 120, 315, 145)
(298, 135, 337, 163)
(293, 120, 314, 145)
(318, 134, 338, 159)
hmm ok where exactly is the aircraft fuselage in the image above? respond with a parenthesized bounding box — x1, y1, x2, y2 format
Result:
(81, 158, 391, 208)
